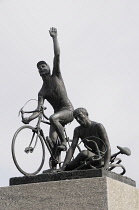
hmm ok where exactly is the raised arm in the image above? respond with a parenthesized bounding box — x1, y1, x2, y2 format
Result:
(49, 27, 60, 75)
(97, 124, 111, 169)
(62, 127, 79, 170)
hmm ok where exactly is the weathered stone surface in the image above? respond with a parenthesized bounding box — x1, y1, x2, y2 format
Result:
(107, 178, 139, 210)
(2, 177, 108, 210)
(10, 168, 136, 187)
(0, 177, 139, 210)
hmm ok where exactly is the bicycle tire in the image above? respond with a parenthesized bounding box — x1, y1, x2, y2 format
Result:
(12, 125, 45, 176)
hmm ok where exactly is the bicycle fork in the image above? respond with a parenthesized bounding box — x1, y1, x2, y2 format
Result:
(24, 128, 40, 154)
(24, 113, 43, 154)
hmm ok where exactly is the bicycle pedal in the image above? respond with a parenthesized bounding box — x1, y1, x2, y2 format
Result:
(24, 147, 34, 153)
(57, 144, 67, 151)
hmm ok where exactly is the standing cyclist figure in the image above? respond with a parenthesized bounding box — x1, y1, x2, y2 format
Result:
(22, 27, 74, 161)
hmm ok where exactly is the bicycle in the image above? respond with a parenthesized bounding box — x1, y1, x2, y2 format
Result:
(11, 100, 81, 176)
(72, 136, 131, 175)
(12, 101, 131, 176)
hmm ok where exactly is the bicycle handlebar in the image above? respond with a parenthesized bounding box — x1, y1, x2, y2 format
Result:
(21, 110, 38, 114)
(20, 106, 47, 114)
(19, 106, 49, 121)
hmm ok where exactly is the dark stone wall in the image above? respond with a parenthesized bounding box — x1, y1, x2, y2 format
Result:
(10, 168, 136, 187)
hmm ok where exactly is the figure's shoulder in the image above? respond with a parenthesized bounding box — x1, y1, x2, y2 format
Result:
(90, 121, 103, 128)
(90, 121, 99, 127)
(94, 122, 105, 131)
(52, 71, 62, 79)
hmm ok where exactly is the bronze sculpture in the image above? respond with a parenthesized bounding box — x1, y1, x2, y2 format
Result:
(22, 27, 74, 169)
(12, 27, 131, 176)
(62, 108, 111, 171)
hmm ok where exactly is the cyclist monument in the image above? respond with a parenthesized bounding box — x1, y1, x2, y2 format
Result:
(22, 27, 74, 170)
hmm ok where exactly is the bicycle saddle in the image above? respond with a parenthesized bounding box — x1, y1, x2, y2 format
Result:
(117, 146, 131, 156)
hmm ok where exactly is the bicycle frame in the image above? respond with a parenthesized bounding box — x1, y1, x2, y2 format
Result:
(12, 99, 83, 176)
(21, 106, 71, 167)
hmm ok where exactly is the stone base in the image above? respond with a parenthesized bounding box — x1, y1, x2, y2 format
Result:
(0, 177, 139, 210)
(10, 168, 136, 187)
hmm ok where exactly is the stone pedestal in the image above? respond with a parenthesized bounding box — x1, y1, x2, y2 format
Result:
(9, 169, 136, 187)
(0, 175, 139, 210)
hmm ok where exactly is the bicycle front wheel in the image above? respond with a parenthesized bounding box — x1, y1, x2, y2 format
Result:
(12, 125, 45, 176)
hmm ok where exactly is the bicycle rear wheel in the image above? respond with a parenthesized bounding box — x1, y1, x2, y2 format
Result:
(12, 125, 45, 176)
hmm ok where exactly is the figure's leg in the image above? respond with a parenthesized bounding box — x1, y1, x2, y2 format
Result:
(49, 124, 58, 145)
(65, 150, 95, 171)
(49, 110, 73, 151)
(48, 125, 60, 169)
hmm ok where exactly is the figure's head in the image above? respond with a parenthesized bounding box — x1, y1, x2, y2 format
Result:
(73, 108, 89, 127)
(37, 61, 50, 76)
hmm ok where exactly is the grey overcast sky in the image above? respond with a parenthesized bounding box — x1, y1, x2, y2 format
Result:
(0, 0, 139, 187)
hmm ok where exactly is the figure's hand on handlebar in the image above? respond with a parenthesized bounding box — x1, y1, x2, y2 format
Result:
(22, 117, 30, 124)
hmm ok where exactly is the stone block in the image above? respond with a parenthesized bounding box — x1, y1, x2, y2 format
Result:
(0, 177, 139, 210)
